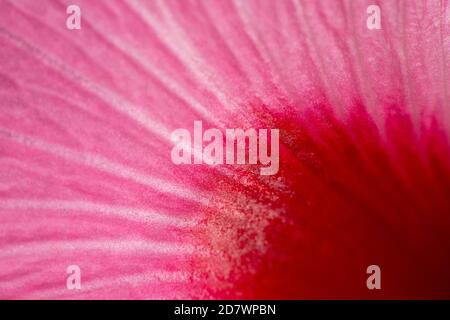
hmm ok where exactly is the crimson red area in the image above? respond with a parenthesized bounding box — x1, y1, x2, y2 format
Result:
(197, 101, 450, 299)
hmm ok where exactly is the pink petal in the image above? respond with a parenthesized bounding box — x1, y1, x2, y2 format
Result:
(0, 0, 449, 299)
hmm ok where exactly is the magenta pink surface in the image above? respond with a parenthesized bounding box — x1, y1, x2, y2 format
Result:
(0, 0, 450, 299)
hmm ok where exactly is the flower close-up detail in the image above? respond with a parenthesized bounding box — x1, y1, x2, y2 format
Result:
(0, 0, 449, 299)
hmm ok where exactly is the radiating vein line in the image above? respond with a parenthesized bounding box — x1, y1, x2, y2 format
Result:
(439, 0, 450, 134)
(0, 239, 196, 258)
(5, 270, 190, 292)
(231, 0, 294, 102)
(0, 199, 198, 228)
(19, 270, 192, 299)
(125, 0, 237, 112)
(0, 127, 209, 204)
(293, 0, 348, 118)
(344, 0, 385, 135)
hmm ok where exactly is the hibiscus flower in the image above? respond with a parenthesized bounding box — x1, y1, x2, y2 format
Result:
(0, 0, 449, 299)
